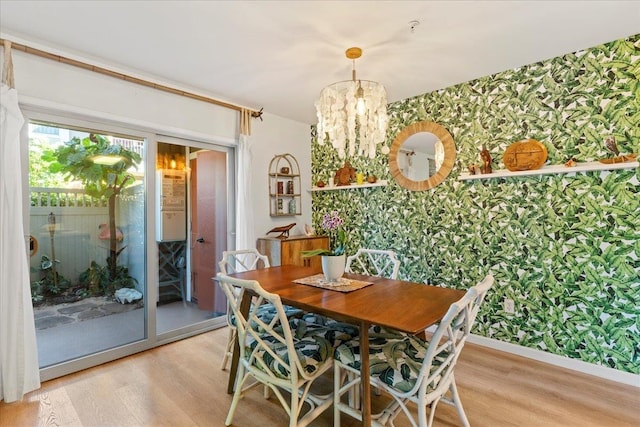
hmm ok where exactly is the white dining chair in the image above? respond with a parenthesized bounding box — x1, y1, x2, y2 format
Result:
(217, 273, 335, 427)
(345, 248, 401, 280)
(217, 248, 303, 370)
(333, 274, 494, 427)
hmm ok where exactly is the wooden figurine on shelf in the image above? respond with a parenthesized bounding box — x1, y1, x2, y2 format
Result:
(480, 145, 492, 174)
(267, 223, 296, 239)
(334, 161, 356, 186)
(599, 136, 638, 164)
(467, 164, 479, 175)
(604, 136, 619, 156)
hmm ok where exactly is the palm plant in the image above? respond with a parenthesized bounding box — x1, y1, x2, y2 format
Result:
(50, 134, 142, 283)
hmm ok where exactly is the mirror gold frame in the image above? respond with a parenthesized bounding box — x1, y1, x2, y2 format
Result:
(388, 121, 456, 191)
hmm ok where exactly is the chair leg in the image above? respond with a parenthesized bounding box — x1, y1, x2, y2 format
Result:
(449, 378, 470, 427)
(220, 327, 236, 370)
(417, 398, 441, 427)
(289, 384, 300, 427)
(225, 366, 246, 426)
(348, 371, 361, 409)
(334, 362, 342, 427)
(263, 384, 271, 399)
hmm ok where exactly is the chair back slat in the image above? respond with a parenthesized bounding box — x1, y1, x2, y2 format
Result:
(345, 248, 400, 279)
(219, 248, 270, 274)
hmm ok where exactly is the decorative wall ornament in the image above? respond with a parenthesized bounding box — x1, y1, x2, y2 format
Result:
(480, 145, 493, 174)
(334, 161, 356, 186)
(266, 223, 296, 239)
(600, 136, 637, 164)
(503, 139, 548, 171)
(388, 121, 456, 191)
(315, 47, 388, 159)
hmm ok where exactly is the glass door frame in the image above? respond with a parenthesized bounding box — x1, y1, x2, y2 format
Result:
(22, 108, 232, 382)
(155, 134, 235, 338)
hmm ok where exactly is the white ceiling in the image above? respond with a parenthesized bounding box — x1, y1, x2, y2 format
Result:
(1, 1, 638, 125)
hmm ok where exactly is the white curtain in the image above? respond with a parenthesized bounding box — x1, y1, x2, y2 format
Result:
(236, 109, 255, 250)
(0, 58, 41, 400)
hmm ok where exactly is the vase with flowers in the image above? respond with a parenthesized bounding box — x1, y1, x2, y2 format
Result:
(302, 210, 346, 281)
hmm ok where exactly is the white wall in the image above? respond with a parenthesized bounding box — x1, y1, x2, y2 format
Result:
(251, 115, 312, 240)
(1, 40, 312, 245)
(3, 39, 237, 139)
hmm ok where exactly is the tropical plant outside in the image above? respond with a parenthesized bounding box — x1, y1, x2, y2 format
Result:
(29, 130, 143, 304)
(50, 133, 142, 283)
(30, 255, 72, 303)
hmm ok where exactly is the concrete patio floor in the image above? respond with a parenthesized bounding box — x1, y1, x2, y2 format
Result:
(33, 296, 143, 330)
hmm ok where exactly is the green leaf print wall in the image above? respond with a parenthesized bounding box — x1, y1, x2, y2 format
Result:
(310, 34, 639, 374)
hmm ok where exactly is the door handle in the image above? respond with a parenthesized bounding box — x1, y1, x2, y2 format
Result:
(196, 237, 205, 243)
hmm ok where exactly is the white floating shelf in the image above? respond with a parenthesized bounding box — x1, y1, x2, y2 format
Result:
(309, 180, 388, 192)
(458, 161, 638, 181)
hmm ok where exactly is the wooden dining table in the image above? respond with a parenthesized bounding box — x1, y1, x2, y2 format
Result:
(224, 264, 465, 427)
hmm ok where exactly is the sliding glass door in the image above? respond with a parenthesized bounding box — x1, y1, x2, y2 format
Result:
(25, 112, 231, 380)
(28, 119, 147, 368)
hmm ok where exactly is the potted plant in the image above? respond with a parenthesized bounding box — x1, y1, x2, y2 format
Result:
(30, 254, 72, 304)
(302, 210, 347, 281)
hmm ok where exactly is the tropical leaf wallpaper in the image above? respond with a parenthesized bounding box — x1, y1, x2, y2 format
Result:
(310, 34, 639, 374)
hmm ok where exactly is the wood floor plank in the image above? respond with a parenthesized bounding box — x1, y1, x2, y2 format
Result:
(1, 328, 638, 427)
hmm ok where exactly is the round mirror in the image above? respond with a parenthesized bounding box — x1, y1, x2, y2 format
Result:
(388, 121, 456, 191)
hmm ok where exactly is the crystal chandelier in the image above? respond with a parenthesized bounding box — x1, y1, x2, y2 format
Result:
(315, 47, 388, 159)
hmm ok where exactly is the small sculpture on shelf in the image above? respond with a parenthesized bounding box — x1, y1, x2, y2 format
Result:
(480, 145, 493, 174)
(600, 136, 637, 164)
(467, 163, 479, 175)
(267, 223, 296, 239)
(334, 161, 356, 186)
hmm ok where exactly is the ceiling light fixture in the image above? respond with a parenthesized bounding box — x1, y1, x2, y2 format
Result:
(315, 47, 388, 159)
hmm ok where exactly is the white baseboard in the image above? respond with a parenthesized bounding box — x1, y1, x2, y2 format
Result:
(468, 334, 640, 388)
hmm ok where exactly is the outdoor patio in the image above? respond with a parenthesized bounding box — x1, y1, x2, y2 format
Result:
(33, 296, 143, 330)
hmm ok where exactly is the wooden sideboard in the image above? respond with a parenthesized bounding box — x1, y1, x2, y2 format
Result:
(257, 235, 329, 269)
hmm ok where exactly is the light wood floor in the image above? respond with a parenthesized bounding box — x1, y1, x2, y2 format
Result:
(2, 327, 639, 426)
